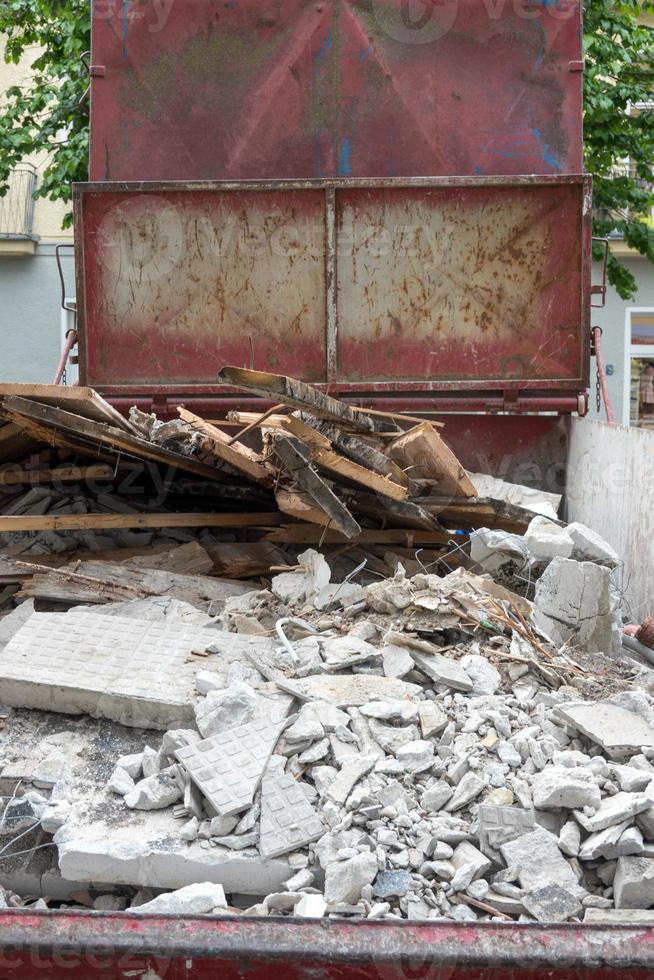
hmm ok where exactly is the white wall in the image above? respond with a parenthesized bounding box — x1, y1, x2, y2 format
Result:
(0, 244, 75, 382)
(566, 416, 654, 623)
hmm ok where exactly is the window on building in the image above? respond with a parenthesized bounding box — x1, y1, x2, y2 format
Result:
(627, 310, 654, 428)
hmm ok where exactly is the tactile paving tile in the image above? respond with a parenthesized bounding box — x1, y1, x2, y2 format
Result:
(259, 767, 325, 859)
(0, 611, 216, 728)
(174, 718, 286, 817)
(477, 804, 535, 860)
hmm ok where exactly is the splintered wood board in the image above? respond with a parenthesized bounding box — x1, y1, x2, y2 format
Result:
(0, 385, 133, 432)
(0, 512, 284, 532)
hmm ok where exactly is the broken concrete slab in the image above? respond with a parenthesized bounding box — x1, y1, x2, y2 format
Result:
(614, 855, 654, 909)
(566, 522, 620, 569)
(553, 701, 654, 760)
(175, 717, 287, 817)
(259, 768, 325, 859)
(477, 805, 535, 862)
(129, 881, 227, 914)
(574, 792, 652, 833)
(277, 674, 420, 707)
(0, 611, 221, 729)
(408, 652, 473, 693)
(0, 599, 34, 650)
(533, 558, 619, 655)
(524, 516, 574, 561)
(326, 755, 377, 805)
(500, 827, 580, 894)
(531, 766, 601, 811)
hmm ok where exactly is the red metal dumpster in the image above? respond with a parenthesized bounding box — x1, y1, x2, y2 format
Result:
(2, 912, 654, 979)
(73, 174, 591, 416)
(89, 0, 584, 181)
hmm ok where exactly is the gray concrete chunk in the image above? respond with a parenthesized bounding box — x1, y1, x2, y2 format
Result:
(409, 652, 473, 692)
(500, 827, 579, 894)
(554, 701, 654, 759)
(614, 856, 654, 909)
(531, 766, 601, 811)
(523, 882, 582, 922)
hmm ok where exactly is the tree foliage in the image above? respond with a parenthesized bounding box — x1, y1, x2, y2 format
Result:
(585, 0, 654, 297)
(0, 0, 89, 228)
(0, 0, 654, 296)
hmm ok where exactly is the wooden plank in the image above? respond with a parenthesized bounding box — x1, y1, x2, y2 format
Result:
(0, 384, 134, 432)
(125, 541, 214, 576)
(17, 560, 255, 610)
(1, 397, 237, 484)
(204, 541, 288, 579)
(0, 464, 114, 485)
(0, 512, 284, 532)
(273, 436, 361, 539)
(218, 366, 377, 433)
(262, 525, 458, 545)
(280, 416, 407, 500)
(310, 446, 408, 501)
(388, 422, 477, 498)
(177, 408, 274, 486)
(348, 406, 444, 429)
(293, 415, 410, 488)
(275, 487, 332, 527)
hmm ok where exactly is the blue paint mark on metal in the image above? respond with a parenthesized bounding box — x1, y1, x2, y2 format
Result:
(315, 32, 332, 64)
(316, 144, 324, 178)
(474, 165, 482, 175)
(359, 46, 373, 63)
(338, 138, 352, 176)
(531, 128, 562, 170)
(121, 0, 131, 58)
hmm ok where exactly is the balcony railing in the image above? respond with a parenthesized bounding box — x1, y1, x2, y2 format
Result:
(0, 164, 38, 239)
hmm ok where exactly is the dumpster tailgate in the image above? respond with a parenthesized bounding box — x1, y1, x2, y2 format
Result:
(1, 914, 654, 978)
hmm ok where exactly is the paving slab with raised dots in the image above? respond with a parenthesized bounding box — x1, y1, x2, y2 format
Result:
(0, 611, 219, 729)
(174, 718, 287, 817)
(259, 767, 325, 859)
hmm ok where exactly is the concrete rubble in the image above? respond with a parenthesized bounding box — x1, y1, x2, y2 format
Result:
(2, 451, 654, 926)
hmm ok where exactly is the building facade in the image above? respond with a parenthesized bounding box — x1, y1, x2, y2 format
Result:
(0, 40, 75, 384)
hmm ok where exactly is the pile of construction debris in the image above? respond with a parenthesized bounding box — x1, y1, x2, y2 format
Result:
(1, 378, 654, 925)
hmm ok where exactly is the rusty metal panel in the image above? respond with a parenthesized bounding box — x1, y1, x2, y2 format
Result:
(89, 0, 583, 181)
(76, 186, 328, 386)
(2, 911, 654, 979)
(336, 181, 587, 384)
(75, 176, 590, 401)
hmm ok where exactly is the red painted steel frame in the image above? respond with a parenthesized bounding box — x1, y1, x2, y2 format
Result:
(73, 175, 591, 411)
(1, 912, 654, 979)
(89, 0, 583, 182)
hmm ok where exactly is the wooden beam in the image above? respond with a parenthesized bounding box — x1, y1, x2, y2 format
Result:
(273, 436, 361, 539)
(292, 415, 410, 488)
(0, 384, 134, 431)
(388, 422, 477, 498)
(275, 487, 332, 527)
(279, 416, 408, 500)
(0, 464, 114, 485)
(1, 396, 235, 484)
(0, 512, 284, 533)
(218, 366, 377, 433)
(263, 525, 459, 545)
(177, 408, 274, 486)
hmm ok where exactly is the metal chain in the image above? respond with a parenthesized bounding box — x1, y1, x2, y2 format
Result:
(596, 364, 601, 413)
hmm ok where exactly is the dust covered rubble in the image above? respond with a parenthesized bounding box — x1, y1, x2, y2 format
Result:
(2, 528, 654, 924)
